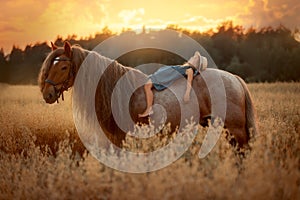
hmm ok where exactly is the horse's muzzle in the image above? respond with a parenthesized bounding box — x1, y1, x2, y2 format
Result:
(43, 87, 58, 104)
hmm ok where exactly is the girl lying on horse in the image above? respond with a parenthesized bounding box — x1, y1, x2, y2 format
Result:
(139, 51, 208, 117)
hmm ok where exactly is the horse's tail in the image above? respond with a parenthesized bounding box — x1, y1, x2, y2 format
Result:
(235, 76, 258, 139)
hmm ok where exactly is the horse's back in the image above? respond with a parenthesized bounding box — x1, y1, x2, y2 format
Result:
(131, 68, 245, 124)
(130, 67, 253, 147)
(199, 68, 244, 96)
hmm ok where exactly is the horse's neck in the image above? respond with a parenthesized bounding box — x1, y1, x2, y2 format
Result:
(93, 53, 133, 124)
(74, 49, 90, 70)
(103, 59, 130, 83)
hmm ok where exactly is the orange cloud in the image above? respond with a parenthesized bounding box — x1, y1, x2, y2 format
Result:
(0, 0, 299, 54)
(237, 0, 300, 28)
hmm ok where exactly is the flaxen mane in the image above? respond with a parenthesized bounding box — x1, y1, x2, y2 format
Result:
(95, 58, 146, 127)
(73, 51, 147, 145)
(96, 61, 131, 123)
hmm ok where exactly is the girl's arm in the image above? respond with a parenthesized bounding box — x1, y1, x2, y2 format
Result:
(184, 68, 194, 102)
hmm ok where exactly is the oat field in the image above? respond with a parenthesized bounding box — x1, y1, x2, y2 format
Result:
(0, 82, 299, 199)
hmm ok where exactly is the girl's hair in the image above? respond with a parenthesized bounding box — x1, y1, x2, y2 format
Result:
(183, 51, 208, 71)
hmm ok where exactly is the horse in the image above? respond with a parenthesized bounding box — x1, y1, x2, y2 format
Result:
(38, 41, 258, 149)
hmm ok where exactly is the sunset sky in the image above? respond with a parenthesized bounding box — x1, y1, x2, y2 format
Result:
(0, 0, 299, 54)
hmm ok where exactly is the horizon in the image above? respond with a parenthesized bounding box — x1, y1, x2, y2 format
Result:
(1, 0, 299, 55)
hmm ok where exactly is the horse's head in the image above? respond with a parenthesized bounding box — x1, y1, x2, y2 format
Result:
(39, 41, 75, 104)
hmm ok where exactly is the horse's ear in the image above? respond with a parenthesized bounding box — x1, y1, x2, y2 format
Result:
(51, 42, 58, 51)
(64, 41, 72, 58)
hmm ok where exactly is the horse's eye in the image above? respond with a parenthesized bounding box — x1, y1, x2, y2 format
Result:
(61, 66, 68, 70)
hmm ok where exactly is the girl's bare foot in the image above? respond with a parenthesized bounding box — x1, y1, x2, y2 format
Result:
(138, 108, 153, 118)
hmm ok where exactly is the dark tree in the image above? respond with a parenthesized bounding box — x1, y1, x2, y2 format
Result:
(1, 22, 300, 84)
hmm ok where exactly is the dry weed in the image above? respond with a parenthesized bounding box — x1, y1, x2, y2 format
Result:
(0, 83, 299, 199)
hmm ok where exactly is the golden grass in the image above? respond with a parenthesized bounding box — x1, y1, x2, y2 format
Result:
(0, 82, 299, 199)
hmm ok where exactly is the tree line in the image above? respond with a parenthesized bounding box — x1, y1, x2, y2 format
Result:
(0, 22, 299, 84)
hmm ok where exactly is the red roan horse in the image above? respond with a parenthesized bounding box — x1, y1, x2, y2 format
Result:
(39, 42, 258, 148)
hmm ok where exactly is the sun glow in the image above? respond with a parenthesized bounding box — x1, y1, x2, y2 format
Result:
(0, 0, 299, 54)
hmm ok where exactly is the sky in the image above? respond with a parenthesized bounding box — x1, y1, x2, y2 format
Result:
(0, 0, 299, 54)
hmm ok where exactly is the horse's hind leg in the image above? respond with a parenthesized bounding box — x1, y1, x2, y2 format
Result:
(199, 114, 249, 149)
(199, 115, 212, 127)
(229, 127, 249, 147)
(225, 101, 249, 149)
